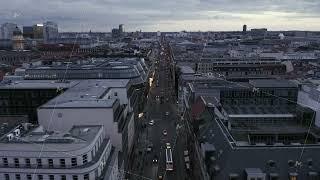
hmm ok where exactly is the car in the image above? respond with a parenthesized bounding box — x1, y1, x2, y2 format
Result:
(184, 150, 189, 156)
(147, 144, 153, 152)
(166, 98, 169, 102)
(158, 175, 163, 180)
(176, 101, 179, 104)
(153, 155, 158, 163)
(165, 112, 169, 116)
(166, 143, 171, 149)
(149, 120, 155, 126)
(163, 130, 167, 136)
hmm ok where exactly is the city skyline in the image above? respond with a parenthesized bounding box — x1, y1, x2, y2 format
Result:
(0, 0, 320, 32)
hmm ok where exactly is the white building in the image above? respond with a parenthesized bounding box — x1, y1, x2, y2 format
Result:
(43, 21, 59, 43)
(37, 79, 135, 177)
(0, 124, 119, 180)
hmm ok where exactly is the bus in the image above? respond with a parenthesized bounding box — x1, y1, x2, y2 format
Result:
(165, 148, 173, 171)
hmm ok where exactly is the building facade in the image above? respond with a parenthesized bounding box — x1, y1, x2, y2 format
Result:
(0, 124, 118, 180)
(43, 22, 58, 43)
(185, 79, 318, 179)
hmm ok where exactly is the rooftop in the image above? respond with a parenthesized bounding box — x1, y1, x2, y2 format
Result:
(40, 79, 129, 108)
(249, 79, 297, 88)
(0, 80, 79, 89)
(0, 124, 104, 152)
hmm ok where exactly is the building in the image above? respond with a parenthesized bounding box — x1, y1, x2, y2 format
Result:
(12, 27, 24, 51)
(297, 79, 320, 127)
(185, 79, 318, 180)
(43, 21, 58, 43)
(112, 24, 124, 38)
(33, 24, 44, 39)
(0, 80, 78, 123)
(243, 25, 247, 33)
(0, 23, 17, 40)
(195, 59, 286, 80)
(37, 79, 135, 178)
(23, 26, 34, 39)
(0, 124, 119, 180)
(119, 24, 124, 34)
(251, 28, 268, 37)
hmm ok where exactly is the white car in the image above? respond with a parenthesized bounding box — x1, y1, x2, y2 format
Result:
(165, 112, 169, 116)
(149, 120, 155, 126)
(166, 143, 171, 149)
(163, 130, 167, 136)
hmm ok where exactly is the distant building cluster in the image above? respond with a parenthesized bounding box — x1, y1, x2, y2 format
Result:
(0, 21, 320, 180)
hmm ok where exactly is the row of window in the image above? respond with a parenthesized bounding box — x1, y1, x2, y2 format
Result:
(1, 155, 86, 168)
(1, 134, 105, 169)
(3, 173, 89, 180)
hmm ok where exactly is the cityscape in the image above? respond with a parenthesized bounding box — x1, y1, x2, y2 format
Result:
(0, 2, 320, 180)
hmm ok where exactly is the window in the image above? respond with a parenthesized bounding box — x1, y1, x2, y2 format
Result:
(37, 159, 42, 167)
(49, 175, 54, 180)
(26, 175, 32, 180)
(71, 158, 77, 167)
(14, 158, 19, 168)
(3, 158, 8, 167)
(72, 175, 78, 180)
(48, 159, 54, 168)
(25, 158, 31, 167)
(60, 175, 66, 180)
(15, 174, 21, 180)
(84, 174, 89, 180)
(37, 175, 43, 180)
(4, 174, 9, 180)
(82, 154, 88, 164)
(60, 159, 65, 168)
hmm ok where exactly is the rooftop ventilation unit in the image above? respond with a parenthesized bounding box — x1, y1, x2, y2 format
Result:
(14, 129, 21, 137)
(7, 133, 14, 141)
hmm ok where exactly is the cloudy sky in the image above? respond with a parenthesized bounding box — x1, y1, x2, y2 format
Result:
(1, 0, 320, 32)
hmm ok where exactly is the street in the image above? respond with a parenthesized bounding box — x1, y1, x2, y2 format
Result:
(130, 39, 190, 180)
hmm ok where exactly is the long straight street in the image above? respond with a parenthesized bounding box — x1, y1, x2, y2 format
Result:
(131, 39, 190, 180)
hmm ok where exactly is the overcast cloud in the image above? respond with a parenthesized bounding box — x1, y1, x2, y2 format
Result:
(0, 0, 319, 31)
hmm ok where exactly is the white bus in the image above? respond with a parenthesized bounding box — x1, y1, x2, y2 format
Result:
(165, 148, 173, 171)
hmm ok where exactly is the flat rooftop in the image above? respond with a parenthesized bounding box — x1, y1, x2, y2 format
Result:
(249, 79, 297, 88)
(40, 79, 129, 108)
(0, 80, 79, 89)
(0, 125, 105, 152)
(223, 105, 296, 115)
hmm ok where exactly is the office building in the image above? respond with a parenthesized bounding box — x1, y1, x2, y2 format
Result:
(195, 59, 286, 80)
(23, 26, 34, 39)
(185, 79, 317, 179)
(33, 24, 44, 39)
(0, 124, 119, 180)
(243, 24, 247, 32)
(12, 27, 24, 50)
(251, 28, 268, 37)
(119, 24, 124, 34)
(43, 21, 59, 43)
(37, 79, 136, 178)
(0, 23, 17, 40)
(0, 80, 77, 123)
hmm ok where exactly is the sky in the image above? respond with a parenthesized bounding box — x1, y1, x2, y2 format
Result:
(0, 0, 320, 32)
